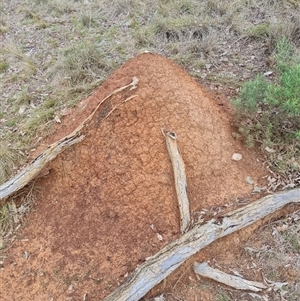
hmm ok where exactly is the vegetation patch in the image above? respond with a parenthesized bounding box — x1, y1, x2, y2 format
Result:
(1, 0, 300, 182)
(247, 22, 270, 38)
(56, 41, 115, 86)
(232, 38, 300, 172)
(0, 146, 23, 184)
(242, 210, 300, 301)
(0, 183, 37, 249)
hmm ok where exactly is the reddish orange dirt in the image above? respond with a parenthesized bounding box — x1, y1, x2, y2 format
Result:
(1, 54, 267, 300)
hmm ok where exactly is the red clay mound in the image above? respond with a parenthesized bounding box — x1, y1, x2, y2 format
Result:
(1, 53, 265, 300)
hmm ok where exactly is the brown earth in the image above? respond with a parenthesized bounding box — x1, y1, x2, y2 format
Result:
(0, 53, 268, 300)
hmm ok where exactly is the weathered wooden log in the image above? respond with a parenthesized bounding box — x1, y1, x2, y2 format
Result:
(194, 262, 267, 292)
(103, 188, 300, 301)
(163, 130, 191, 233)
(0, 77, 138, 201)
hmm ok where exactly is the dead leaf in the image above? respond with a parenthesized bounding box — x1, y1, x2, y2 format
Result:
(265, 146, 275, 153)
(18, 105, 26, 115)
(229, 268, 244, 278)
(276, 224, 289, 232)
(264, 71, 273, 76)
(153, 295, 166, 301)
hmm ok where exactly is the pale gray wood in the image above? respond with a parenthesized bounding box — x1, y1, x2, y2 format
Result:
(163, 130, 191, 233)
(103, 188, 300, 301)
(0, 134, 85, 200)
(194, 262, 267, 292)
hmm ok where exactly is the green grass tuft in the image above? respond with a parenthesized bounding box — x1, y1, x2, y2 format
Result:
(0, 58, 9, 72)
(283, 232, 300, 253)
(232, 38, 300, 171)
(56, 41, 114, 86)
(247, 22, 270, 38)
(216, 292, 231, 301)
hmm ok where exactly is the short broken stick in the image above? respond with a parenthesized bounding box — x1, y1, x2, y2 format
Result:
(194, 262, 267, 292)
(163, 130, 191, 233)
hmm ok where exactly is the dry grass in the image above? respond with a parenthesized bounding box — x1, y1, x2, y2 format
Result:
(0, 183, 37, 250)
(242, 210, 300, 301)
(1, 1, 300, 178)
(0, 145, 23, 185)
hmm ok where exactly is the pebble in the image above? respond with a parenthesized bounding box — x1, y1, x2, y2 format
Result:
(232, 153, 242, 161)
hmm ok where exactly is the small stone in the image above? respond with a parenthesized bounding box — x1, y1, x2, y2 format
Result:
(246, 176, 254, 185)
(156, 233, 163, 241)
(232, 153, 242, 161)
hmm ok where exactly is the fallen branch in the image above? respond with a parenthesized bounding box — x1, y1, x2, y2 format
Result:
(103, 188, 299, 301)
(194, 262, 267, 292)
(0, 77, 139, 201)
(0, 134, 85, 201)
(163, 130, 191, 233)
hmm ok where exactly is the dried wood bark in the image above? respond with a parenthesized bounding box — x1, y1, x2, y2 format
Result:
(0, 134, 85, 201)
(103, 188, 300, 301)
(163, 130, 191, 233)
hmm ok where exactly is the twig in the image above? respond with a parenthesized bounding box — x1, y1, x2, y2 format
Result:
(103, 95, 138, 121)
(193, 262, 267, 292)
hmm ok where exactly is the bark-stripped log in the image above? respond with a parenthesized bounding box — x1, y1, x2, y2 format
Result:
(163, 130, 191, 233)
(103, 188, 300, 301)
(0, 77, 138, 201)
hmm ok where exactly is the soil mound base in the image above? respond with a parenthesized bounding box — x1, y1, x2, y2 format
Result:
(1, 53, 265, 300)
